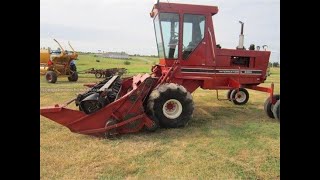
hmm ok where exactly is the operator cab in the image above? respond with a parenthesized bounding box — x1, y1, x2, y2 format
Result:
(150, 2, 218, 66)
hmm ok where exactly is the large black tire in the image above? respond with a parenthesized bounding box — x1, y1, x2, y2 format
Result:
(68, 72, 78, 82)
(264, 94, 280, 119)
(45, 71, 57, 83)
(273, 100, 280, 121)
(147, 83, 194, 128)
(230, 88, 249, 105)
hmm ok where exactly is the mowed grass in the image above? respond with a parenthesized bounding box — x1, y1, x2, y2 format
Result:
(40, 55, 280, 179)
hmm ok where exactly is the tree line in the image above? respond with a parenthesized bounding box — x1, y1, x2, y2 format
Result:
(269, 62, 280, 67)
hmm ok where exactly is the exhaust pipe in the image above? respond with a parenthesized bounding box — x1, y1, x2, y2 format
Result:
(237, 21, 244, 49)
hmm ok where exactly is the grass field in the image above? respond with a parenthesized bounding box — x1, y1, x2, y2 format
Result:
(40, 55, 280, 179)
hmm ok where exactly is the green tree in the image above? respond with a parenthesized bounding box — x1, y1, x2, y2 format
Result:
(272, 62, 279, 67)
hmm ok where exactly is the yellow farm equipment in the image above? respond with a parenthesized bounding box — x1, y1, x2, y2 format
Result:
(40, 39, 78, 83)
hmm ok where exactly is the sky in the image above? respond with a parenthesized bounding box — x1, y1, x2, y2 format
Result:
(40, 0, 280, 62)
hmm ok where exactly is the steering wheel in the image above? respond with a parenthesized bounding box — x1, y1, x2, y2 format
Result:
(171, 31, 179, 40)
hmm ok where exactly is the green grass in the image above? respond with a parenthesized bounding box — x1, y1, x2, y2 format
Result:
(40, 55, 280, 179)
(76, 55, 158, 75)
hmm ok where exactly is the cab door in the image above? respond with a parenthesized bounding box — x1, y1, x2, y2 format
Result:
(180, 14, 207, 66)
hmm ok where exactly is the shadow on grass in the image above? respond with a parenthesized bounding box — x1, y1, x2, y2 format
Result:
(83, 104, 280, 144)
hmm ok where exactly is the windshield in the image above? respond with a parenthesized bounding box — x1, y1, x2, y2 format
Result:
(154, 13, 180, 59)
(182, 14, 205, 60)
(154, 14, 164, 59)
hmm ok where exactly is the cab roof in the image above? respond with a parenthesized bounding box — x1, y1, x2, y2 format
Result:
(150, 2, 219, 18)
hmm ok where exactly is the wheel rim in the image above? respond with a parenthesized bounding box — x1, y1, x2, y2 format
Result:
(46, 74, 52, 81)
(95, 73, 102, 78)
(162, 99, 182, 119)
(235, 91, 246, 103)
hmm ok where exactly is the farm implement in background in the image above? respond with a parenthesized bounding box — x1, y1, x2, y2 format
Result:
(77, 68, 127, 78)
(40, 2, 280, 138)
(40, 39, 79, 83)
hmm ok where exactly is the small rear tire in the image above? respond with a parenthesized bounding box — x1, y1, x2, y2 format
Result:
(230, 88, 249, 105)
(227, 89, 234, 101)
(45, 71, 57, 83)
(264, 94, 280, 119)
(273, 100, 280, 121)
